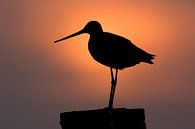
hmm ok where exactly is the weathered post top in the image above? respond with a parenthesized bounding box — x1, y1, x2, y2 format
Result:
(60, 108, 146, 129)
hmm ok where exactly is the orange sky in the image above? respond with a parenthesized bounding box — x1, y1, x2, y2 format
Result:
(1, 1, 195, 129)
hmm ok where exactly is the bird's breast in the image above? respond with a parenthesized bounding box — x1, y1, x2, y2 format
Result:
(88, 36, 112, 67)
(88, 37, 104, 59)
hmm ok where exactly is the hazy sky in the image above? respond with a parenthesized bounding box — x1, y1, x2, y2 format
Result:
(1, 0, 195, 129)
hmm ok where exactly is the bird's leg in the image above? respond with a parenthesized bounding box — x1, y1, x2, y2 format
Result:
(111, 68, 118, 108)
(108, 67, 115, 109)
(110, 67, 115, 86)
(108, 68, 119, 109)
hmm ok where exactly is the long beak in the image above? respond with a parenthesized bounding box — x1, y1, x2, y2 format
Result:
(54, 29, 84, 43)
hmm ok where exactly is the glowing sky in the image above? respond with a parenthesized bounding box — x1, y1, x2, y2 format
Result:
(1, 0, 195, 129)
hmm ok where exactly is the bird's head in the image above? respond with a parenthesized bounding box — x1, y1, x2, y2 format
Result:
(82, 21, 103, 34)
(54, 21, 103, 43)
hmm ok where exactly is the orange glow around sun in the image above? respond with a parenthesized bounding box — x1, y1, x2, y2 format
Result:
(23, 0, 194, 106)
(52, 1, 158, 69)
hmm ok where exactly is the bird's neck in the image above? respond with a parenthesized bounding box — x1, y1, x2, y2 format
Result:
(89, 30, 103, 37)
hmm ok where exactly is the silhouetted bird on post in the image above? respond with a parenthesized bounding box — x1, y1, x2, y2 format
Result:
(54, 21, 155, 109)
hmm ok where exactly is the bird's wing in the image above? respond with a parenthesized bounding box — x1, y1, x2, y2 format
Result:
(103, 32, 146, 58)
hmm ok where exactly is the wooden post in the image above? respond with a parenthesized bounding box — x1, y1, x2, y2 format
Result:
(60, 108, 146, 129)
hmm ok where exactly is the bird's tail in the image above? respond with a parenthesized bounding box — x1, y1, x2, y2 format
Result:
(144, 54, 156, 64)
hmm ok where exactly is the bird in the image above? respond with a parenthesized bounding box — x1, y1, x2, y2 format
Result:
(54, 21, 155, 109)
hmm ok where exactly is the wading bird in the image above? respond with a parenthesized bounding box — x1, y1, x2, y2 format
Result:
(54, 21, 155, 109)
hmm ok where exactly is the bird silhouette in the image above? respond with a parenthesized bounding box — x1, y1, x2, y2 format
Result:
(54, 21, 155, 109)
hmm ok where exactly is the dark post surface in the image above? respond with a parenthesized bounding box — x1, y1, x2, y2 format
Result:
(60, 108, 146, 129)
